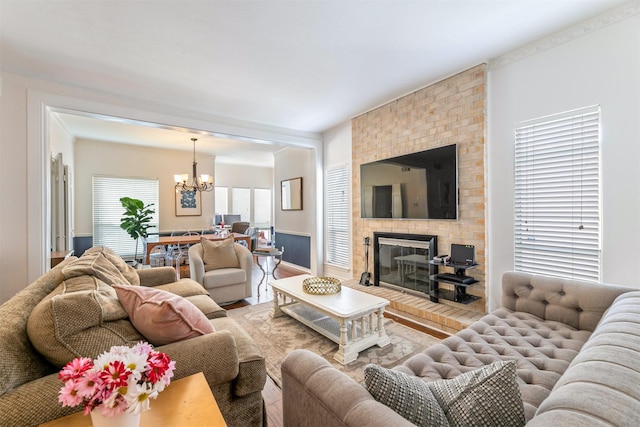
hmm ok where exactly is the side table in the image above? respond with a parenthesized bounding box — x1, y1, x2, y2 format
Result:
(252, 247, 284, 296)
(39, 372, 227, 427)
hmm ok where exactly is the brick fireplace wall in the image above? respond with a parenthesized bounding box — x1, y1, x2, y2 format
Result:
(352, 64, 486, 314)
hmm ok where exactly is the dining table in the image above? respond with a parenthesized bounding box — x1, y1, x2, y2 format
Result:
(145, 232, 250, 264)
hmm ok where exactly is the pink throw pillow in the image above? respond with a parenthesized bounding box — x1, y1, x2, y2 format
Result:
(113, 284, 215, 346)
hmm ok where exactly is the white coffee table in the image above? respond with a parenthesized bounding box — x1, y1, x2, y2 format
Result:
(269, 274, 391, 365)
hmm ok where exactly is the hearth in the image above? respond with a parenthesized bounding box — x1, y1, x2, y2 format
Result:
(373, 232, 437, 299)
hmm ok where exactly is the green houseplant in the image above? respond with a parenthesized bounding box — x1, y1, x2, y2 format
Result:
(119, 197, 155, 266)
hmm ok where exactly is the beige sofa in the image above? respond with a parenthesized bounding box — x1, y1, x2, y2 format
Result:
(282, 271, 640, 426)
(0, 247, 266, 427)
(189, 242, 253, 304)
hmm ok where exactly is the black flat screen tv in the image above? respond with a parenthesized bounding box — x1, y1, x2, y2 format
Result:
(360, 144, 457, 220)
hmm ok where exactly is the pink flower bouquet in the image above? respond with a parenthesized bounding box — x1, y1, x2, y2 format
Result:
(58, 342, 176, 417)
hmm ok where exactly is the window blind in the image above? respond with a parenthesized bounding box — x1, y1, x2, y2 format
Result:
(253, 188, 272, 228)
(326, 164, 350, 267)
(231, 187, 251, 222)
(92, 176, 159, 260)
(215, 186, 228, 214)
(514, 105, 601, 281)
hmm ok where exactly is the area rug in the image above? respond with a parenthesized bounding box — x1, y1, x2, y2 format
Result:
(227, 302, 441, 387)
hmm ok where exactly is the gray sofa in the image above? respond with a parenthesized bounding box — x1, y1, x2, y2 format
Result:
(0, 247, 266, 427)
(282, 271, 640, 426)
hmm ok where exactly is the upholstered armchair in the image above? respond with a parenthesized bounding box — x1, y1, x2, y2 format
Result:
(189, 240, 253, 304)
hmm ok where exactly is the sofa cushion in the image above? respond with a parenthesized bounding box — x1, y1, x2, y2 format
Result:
(365, 361, 525, 427)
(27, 276, 143, 367)
(364, 364, 449, 426)
(185, 295, 228, 319)
(151, 278, 227, 318)
(151, 278, 209, 298)
(203, 269, 247, 289)
(201, 237, 239, 271)
(113, 284, 215, 346)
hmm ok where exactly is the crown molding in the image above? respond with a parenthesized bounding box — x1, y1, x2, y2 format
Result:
(489, 1, 640, 70)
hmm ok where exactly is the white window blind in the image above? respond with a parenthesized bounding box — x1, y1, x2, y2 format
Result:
(92, 176, 159, 260)
(231, 187, 251, 222)
(326, 164, 349, 267)
(254, 188, 272, 228)
(514, 105, 601, 281)
(215, 186, 228, 214)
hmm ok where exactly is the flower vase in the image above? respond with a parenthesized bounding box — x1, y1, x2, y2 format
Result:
(90, 410, 140, 427)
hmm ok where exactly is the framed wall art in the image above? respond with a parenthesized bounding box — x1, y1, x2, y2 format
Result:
(175, 189, 202, 216)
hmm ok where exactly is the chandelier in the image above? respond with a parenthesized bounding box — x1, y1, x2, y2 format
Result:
(174, 138, 214, 192)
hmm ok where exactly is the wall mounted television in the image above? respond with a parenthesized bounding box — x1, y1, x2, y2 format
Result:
(360, 144, 457, 220)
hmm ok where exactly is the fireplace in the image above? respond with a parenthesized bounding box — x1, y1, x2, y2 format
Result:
(373, 232, 437, 299)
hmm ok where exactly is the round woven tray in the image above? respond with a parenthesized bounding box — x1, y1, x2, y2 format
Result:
(302, 276, 342, 295)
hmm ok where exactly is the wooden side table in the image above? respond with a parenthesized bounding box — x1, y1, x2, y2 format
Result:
(39, 372, 227, 427)
(51, 250, 73, 268)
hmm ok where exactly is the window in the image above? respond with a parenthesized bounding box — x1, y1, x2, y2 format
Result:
(215, 186, 228, 214)
(514, 105, 601, 281)
(254, 188, 272, 227)
(93, 176, 159, 260)
(231, 187, 251, 222)
(326, 164, 350, 267)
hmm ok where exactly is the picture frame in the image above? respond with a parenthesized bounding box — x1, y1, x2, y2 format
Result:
(281, 177, 303, 210)
(175, 189, 202, 216)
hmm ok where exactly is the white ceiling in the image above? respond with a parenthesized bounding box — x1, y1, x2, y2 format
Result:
(1, 0, 630, 164)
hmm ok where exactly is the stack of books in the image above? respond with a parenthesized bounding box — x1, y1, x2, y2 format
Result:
(254, 246, 278, 253)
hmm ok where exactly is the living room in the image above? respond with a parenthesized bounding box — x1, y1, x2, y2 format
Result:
(1, 2, 638, 309)
(1, 1, 640, 426)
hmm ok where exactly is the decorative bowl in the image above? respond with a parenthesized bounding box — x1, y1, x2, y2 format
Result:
(302, 276, 342, 295)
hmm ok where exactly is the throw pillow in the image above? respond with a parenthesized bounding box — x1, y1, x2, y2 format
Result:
(201, 236, 239, 271)
(428, 360, 525, 427)
(84, 245, 141, 286)
(113, 284, 215, 346)
(61, 251, 131, 285)
(364, 361, 525, 427)
(27, 276, 142, 367)
(364, 364, 450, 427)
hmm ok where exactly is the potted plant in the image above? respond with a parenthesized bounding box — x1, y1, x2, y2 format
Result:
(119, 197, 155, 267)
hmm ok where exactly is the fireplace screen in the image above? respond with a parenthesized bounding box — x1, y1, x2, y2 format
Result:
(375, 236, 434, 294)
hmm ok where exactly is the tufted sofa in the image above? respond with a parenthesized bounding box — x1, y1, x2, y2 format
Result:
(281, 271, 640, 426)
(0, 247, 266, 427)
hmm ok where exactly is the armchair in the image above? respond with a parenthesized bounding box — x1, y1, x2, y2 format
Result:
(189, 242, 253, 304)
(230, 221, 250, 234)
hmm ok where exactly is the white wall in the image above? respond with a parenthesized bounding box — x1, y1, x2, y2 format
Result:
(274, 146, 319, 272)
(322, 121, 353, 280)
(74, 139, 216, 235)
(487, 13, 640, 310)
(215, 163, 273, 189)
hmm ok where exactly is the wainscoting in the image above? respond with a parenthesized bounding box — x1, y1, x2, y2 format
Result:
(274, 231, 310, 269)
